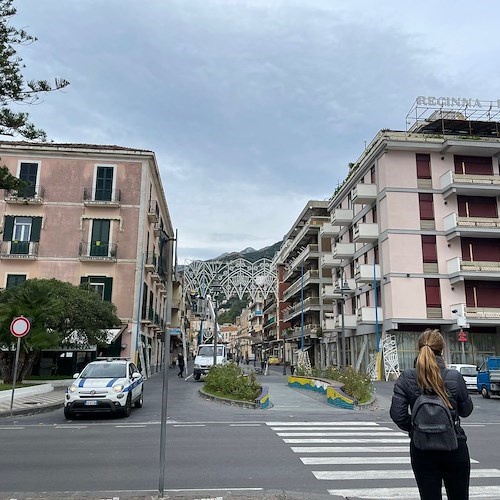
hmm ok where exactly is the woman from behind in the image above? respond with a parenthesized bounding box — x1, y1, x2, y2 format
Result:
(390, 329, 473, 499)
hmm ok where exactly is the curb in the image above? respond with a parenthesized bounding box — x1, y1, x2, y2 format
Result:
(0, 400, 65, 419)
(198, 387, 259, 409)
(0, 383, 54, 401)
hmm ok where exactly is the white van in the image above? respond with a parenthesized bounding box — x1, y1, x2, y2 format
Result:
(193, 344, 228, 380)
(448, 363, 478, 392)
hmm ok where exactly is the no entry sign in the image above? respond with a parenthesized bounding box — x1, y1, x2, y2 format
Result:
(10, 316, 31, 338)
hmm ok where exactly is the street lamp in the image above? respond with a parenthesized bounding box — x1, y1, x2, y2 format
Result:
(335, 274, 351, 370)
(211, 277, 222, 368)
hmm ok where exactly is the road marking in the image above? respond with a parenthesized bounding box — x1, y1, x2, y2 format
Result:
(0, 427, 25, 430)
(292, 446, 409, 453)
(54, 425, 88, 429)
(271, 426, 395, 431)
(229, 424, 261, 427)
(267, 421, 380, 426)
(300, 456, 480, 465)
(185, 374, 193, 381)
(277, 431, 407, 437)
(115, 425, 147, 428)
(284, 438, 410, 444)
(173, 424, 206, 427)
(315, 469, 500, 480)
(164, 488, 264, 492)
(327, 486, 500, 498)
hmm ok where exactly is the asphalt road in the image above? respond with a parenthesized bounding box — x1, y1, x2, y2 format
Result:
(1, 365, 500, 500)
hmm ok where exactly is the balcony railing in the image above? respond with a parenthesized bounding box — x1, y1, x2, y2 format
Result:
(465, 306, 500, 319)
(334, 313, 357, 329)
(331, 208, 354, 226)
(352, 183, 377, 205)
(440, 170, 500, 199)
(0, 241, 39, 259)
(332, 242, 355, 259)
(355, 264, 381, 283)
(4, 185, 45, 204)
(443, 213, 500, 239)
(319, 223, 340, 239)
(353, 223, 379, 243)
(144, 253, 157, 272)
(320, 254, 341, 268)
(83, 187, 121, 206)
(357, 306, 384, 323)
(283, 269, 321, 301)
(79, 241, 117, 261)
(447, 257, 500, 284)
(147, 200, 159, 223)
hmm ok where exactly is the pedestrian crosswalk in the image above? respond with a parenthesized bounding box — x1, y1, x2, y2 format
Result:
(266, 421, 500, 499)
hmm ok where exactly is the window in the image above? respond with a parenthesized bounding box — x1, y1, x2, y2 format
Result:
(18, 162, 38, 197)
(454, 156, 492, 175)
(6, 274, 26, 288)
(370, 165, 376, 184)
(425, 278, 441, 308)
(461, 238, 500, 262)
(3, 216, 42, 255)
(141, 283, 148, 319)
(465, 281, 500, 308)
(94, 166, 114, 201)
(419, 193, 434, 220)
(372, 206, 377, 223)
(421, 235, 438, 263)
(90, 219, 110, 256)
(80, 276, 113, 301)
(458, 196, 498, 218)
(416, 154, 431, 179)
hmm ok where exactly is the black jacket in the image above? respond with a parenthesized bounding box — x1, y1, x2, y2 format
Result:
(390, 356, 473, 434)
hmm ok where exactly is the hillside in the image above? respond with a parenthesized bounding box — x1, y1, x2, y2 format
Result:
(212, 241, 282, 263)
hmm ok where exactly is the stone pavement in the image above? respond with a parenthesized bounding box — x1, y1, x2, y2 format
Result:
(0, 385, 66, 418)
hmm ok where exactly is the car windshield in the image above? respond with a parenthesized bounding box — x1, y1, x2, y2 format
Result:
(80, 363, 127, 378)
(460, 367, 477, 376)
(198, 346, 224, 356)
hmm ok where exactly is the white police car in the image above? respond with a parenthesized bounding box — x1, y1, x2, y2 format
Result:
(64, 358, 143, 419)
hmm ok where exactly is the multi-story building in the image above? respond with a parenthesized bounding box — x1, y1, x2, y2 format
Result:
(326, 108, 500, 372)
(0, 141, 178, 376)
(275, 201, 335, 368)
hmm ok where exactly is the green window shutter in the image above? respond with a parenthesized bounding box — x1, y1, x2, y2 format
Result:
(80, 276, 90, 290)
(103, 277, 113, 302)
(3, 216, 14, 241)
(30, 217, 42, 242)
(6, 274, 26, 289)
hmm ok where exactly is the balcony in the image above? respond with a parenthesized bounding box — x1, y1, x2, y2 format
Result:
(353, 223, 379, 243)
(0, 241, 38, 259)
(283, 296, 323, 322)
(443, 213, 500, 240)
(83, 188, 121, 207)
(334, 313, 357, 330)
(465, 306, 500, 320)
(331, 208, 354, 226)
(321, 284, 337, 300)
(357, 306, 384, 323)
(447, 257, 500, 284)
(355, 264, 381, 283)
(280, 216, 330, 262)
(4, 185, 45, 204)
(352, 183, 377, 205)
(322, 314, 336, 331)
(320, 254, 341, 268)
(335, 277, 357, 294)
(153, 224, 161, 238)
(284, 244, 320, 280)
(332, 242, 355, 259)
(440, 171, 500, 199)
(319, 223, 340, 239)
(283, 269, 321, 301)
(147, 200, 159, 223)
(79, 241, 117, 261)
(144, 253, 157, 272)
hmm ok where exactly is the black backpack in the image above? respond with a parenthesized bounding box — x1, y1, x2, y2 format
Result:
(411, 370, 458, 451)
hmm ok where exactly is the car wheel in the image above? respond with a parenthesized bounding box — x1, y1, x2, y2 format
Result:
(194, 373, 200, 381)
(481, 386, 491, 399)
(123, 394, 132, 417)
(134, 390, 143, 408)
(64, 406, 74, 420)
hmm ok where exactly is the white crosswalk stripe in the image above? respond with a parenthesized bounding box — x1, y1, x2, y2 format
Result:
(267, 420, 500, 499)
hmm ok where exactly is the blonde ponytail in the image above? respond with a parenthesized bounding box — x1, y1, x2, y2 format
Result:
(415, 329, 452, 408)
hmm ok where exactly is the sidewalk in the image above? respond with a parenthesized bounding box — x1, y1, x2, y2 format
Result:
(0, 385, 66, 418)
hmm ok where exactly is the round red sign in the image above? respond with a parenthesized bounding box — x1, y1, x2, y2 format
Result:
(10, 316, 31, 338)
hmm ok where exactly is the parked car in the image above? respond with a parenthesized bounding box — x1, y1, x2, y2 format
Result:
(477, 356, 500, 399)
(448, 363, 478, 392)
(64, 358, 144, 418)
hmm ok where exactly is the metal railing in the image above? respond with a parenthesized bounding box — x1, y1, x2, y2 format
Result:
(79, 241, 117, 259)
(4, 185, 45, 202)
(83, 187, 121, 204)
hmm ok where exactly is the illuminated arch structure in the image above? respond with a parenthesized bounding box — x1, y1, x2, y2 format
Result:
(183, 258, 277, 300)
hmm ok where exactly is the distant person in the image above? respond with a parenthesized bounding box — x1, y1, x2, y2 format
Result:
(177, 353, 185, 378)
(390, 329, 473, 499)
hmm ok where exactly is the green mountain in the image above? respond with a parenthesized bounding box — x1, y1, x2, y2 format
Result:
(212, 241, 282, 263)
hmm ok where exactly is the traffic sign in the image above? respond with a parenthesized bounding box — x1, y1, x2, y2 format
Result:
(10, 316, 31, 338)
(457, 329, 468, 342)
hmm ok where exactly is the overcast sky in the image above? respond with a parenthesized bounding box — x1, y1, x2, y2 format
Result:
(13, 0, 500, 263)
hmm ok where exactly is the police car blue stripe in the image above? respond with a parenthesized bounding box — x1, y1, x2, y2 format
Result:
(106, 378, 118, 387)
(79, 378, 86, 387)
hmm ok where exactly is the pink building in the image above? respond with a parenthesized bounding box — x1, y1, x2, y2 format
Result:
(0, 141, 179, 377)
(327, 111, 500, 372)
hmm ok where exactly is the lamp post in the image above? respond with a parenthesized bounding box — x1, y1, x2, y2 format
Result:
(335, 270, 351, 370)
(211, 278, 222, 368)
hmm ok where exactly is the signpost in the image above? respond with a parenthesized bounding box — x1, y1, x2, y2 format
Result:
(9, 316, 31, 415)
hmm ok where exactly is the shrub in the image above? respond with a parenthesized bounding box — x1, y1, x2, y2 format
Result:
(323, 366, 373, 404)
(204, 362, 261, 402)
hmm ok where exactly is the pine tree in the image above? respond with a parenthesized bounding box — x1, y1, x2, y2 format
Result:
(0, 0, 69, 189)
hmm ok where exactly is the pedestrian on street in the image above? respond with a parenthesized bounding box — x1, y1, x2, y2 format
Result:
(390, 328, 473, 499)
(177, 353, 185, 378)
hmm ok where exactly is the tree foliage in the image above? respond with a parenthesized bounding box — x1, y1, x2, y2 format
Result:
(0, 279, 121, 382)
(0, 0, 69, 189)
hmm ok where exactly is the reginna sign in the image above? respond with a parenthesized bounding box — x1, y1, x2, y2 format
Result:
(417, 96, 500, 108)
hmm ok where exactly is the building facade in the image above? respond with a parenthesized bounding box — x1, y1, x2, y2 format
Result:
(0, 141, 178, 377)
